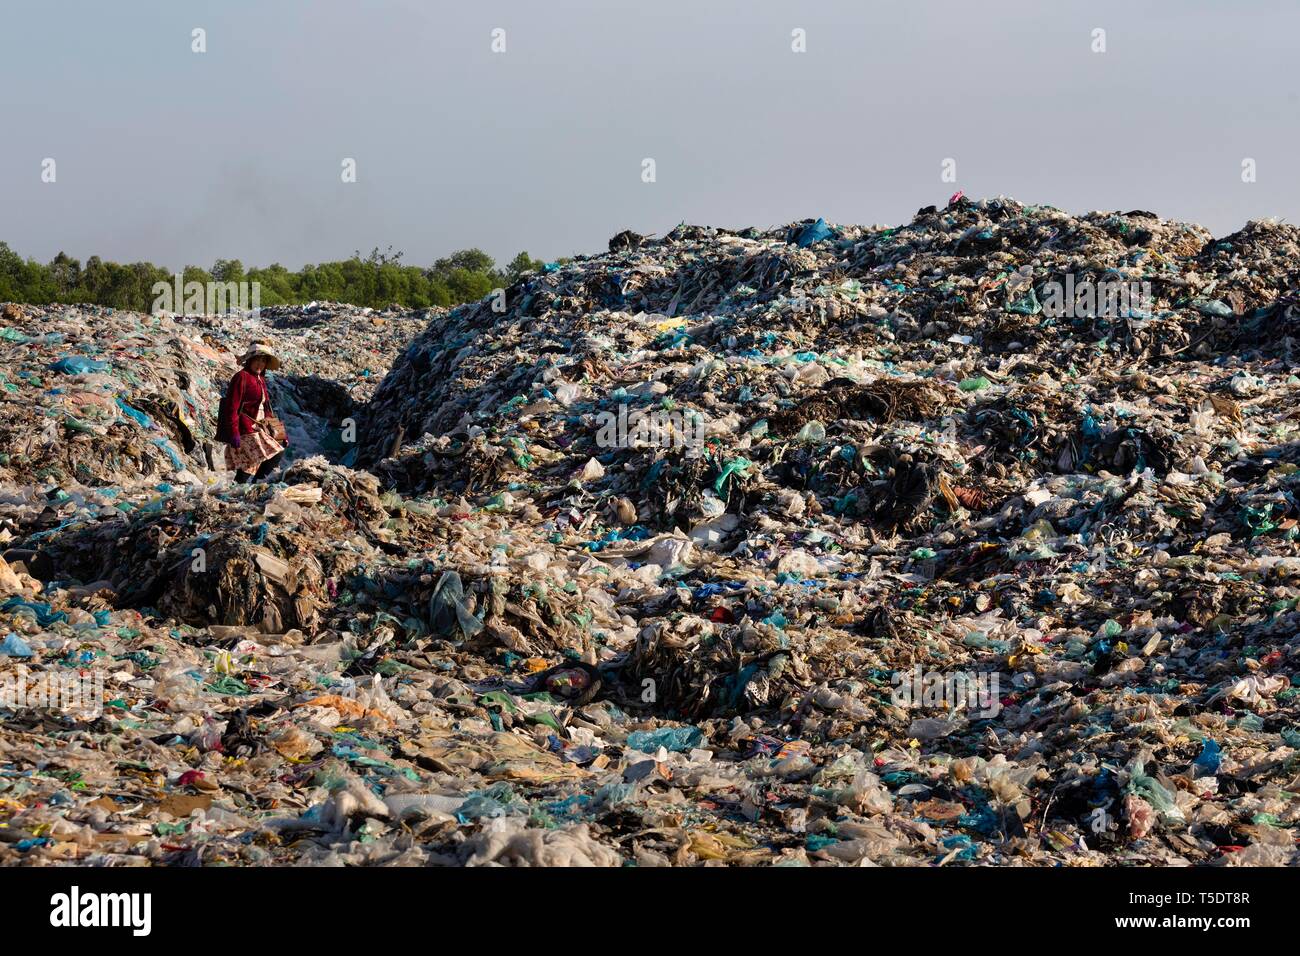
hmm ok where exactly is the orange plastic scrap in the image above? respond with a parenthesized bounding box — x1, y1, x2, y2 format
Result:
(62, 390, 119, 414)
(186, 341, 232, 365)
(295, 694, 393, 726)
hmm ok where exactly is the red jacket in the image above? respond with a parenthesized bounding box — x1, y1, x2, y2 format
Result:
(224, 369, 276, 440)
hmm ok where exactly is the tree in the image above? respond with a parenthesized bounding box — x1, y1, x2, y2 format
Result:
(431, 248, 494, 279)
(49, 252, 81, 299)
(211, 259, 245, 283)
(0, 241, 548, 312)
(247, 263, 293, 305)
(445, 268, 495, 302)
(0, 242, 26, 300)
(358, 245, 404, 268)
(505, 251, 544, 282)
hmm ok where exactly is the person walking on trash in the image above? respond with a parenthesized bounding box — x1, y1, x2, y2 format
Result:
(218, 342, 288, 483)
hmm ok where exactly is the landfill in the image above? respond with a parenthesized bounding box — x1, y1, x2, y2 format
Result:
(0, 300, 428, 493)
(2, 197, 1300, 866)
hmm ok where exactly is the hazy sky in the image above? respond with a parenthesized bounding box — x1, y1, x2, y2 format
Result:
(3, 0, 1298, 270)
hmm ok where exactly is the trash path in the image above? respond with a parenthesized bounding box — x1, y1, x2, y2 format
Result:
(3, 198, 1300, 866)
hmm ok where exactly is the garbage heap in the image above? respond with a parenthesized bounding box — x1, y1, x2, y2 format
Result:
(0, 302, 425, 515)
(0, 305, 226, 489)
(185, 301, 435, 403)
(3, 198, 1300, 866)
(172, 302, 433, 463)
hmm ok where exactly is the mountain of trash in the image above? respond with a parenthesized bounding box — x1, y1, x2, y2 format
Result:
(3, 197, 1300, 866)
(0, 300, 429, 491)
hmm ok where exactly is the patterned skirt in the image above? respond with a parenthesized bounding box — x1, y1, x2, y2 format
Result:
(224, 426, 284, 473)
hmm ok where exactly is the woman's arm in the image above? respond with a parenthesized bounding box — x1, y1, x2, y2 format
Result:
(228, 371, 261, 437)
(225, 372, 247, 440)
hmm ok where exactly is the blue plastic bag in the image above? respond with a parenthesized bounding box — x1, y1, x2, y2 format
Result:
(1193, 738, 1222, 775)
(0, 633, 34, 657)
(49, 356, 109, 375)
(1, 598, 68, 627)
(795, 218, 833, 247)
(627, 726, 703, 753)
(116, 399, 155, 430)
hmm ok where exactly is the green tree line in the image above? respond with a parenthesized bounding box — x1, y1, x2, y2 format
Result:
(0, 243, 546, 312)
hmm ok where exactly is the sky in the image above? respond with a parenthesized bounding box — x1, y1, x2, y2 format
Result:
(2, 0, 1298, 271)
